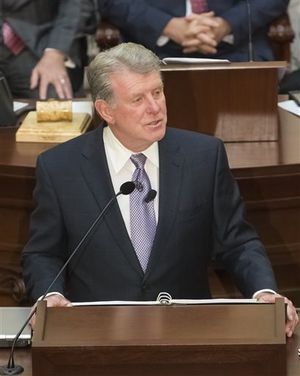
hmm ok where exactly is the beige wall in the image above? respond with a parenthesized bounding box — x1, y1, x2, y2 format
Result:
(288, 0, 300, 70)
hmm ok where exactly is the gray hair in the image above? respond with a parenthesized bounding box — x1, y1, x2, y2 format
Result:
(87, 42, 162, 103)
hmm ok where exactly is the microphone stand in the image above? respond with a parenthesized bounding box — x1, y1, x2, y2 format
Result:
(0, 181, 136, 375)
(0, 310, 36, 375)
(246, 0, 254, 61)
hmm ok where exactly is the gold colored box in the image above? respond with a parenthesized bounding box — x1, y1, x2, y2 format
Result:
(16, 111, 91, 143)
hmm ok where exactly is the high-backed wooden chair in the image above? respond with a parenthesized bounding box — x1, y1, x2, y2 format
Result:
(95, 13, 294, 62)
(95, 20, 121, 51)
(268, 12, 295, 62)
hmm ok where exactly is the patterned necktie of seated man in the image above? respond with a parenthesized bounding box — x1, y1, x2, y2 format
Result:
(130, 153, 156, 272)
(2, 22, 25, 55)
(190, 0, 208, 13)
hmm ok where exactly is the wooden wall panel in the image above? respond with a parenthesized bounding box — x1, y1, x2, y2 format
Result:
(0, 170, 34, 306)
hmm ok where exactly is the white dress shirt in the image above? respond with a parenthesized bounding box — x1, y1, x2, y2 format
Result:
(103, 126, 159, 235)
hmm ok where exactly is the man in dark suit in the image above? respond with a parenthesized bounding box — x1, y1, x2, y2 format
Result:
(98, 0, 288, 61)
(0, 0, 97, 99)
(279, 68, 300, 93)
(22, 42, 298, 336)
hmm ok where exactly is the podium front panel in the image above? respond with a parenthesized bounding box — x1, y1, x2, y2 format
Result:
(32, 301, 286, 376)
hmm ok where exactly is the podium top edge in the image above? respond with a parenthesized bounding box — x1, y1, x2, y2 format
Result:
(160, 61, 286, 71)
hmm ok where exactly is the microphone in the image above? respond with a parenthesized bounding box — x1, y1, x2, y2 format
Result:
(246, 0, 254, 61)
(144, 189, 157, 203)
(0, 181, 135, 376)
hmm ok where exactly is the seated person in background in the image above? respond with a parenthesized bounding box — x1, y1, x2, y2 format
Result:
(22, 42, 298, 336)
(98, 0, 289, 61)
(279, 0, 300, 93)
(279, 68, 300, 93)
(0, 0, 97, 99)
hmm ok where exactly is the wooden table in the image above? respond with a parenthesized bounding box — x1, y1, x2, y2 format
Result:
(0, 316, 299, 376)
(0, 106, 299, 305)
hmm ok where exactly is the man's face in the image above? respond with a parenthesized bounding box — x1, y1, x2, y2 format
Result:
(101, 70, 167, 152)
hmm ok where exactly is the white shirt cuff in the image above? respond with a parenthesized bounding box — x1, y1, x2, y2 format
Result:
(157, 35, 170, 47)
(252, 289, 277, 300)
(222, 34, 234, 44)
(37, 291, 65, 301)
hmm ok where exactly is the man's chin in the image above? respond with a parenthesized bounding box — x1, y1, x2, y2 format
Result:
(151, 124, 166, 142)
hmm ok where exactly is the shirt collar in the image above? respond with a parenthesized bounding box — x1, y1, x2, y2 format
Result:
(103, 126, 159, 174)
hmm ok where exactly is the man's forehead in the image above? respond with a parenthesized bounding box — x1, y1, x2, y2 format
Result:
(111, 70, 163, 92)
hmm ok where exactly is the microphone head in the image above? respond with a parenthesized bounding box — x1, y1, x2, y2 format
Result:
(120, 181, 135, 195)
(145, 189, 157, 203)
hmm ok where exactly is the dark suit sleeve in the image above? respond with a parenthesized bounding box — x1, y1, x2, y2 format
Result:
(220, 0, 289, 46)
(22, 155, 67, 301)
(98, 0, 173, 50)
(212, 140, 277, 297)
(46, 0, 97, 55)
(3, 0, 32, 11)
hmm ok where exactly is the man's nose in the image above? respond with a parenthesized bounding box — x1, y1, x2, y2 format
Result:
(146, 96, 160, 113)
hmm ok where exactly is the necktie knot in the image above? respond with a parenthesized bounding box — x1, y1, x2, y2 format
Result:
(130, 153, 146, 170)
(190, 0, 208, 13)
(131, 154, 147, 192)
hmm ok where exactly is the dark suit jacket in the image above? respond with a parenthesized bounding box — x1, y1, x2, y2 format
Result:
(22, 126, 277, 302)
(2, 0, 97, 67)
(99, 0, 288, 61)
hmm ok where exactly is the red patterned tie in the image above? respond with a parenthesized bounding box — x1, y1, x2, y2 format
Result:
(2, 22, 25, 55)
(190, 0, 208, 13)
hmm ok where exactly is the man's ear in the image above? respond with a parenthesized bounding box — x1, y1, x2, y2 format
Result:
(95, 99, 115, 124)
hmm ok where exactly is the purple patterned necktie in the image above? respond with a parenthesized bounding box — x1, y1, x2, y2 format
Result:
(130, 154, 156, 272)
(190, 0, 208, 13)
(2, 22, 25, 55)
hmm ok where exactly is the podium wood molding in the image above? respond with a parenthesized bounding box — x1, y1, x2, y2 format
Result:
(32, 299, 286, 376)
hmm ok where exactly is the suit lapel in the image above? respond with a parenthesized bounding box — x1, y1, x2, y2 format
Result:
(79, 127, 184, 278)
(80, 127, 144, 276)
(145, 130, 184, 277)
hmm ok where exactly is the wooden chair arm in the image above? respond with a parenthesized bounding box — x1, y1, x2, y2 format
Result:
(268, 12, 294, 43)
(268, 12, 294, 61)
(95, 20, 122, 50)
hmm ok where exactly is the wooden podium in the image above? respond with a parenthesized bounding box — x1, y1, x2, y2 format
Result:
(161, 61, 285, 142)
(32, 299, 286, 376)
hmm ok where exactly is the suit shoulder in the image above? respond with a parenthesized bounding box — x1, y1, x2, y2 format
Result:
(38, 128, 101, 167)
(165, 127, 222, 149)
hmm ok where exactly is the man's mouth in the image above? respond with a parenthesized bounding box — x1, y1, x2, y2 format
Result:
(146, 119, 162, 127)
